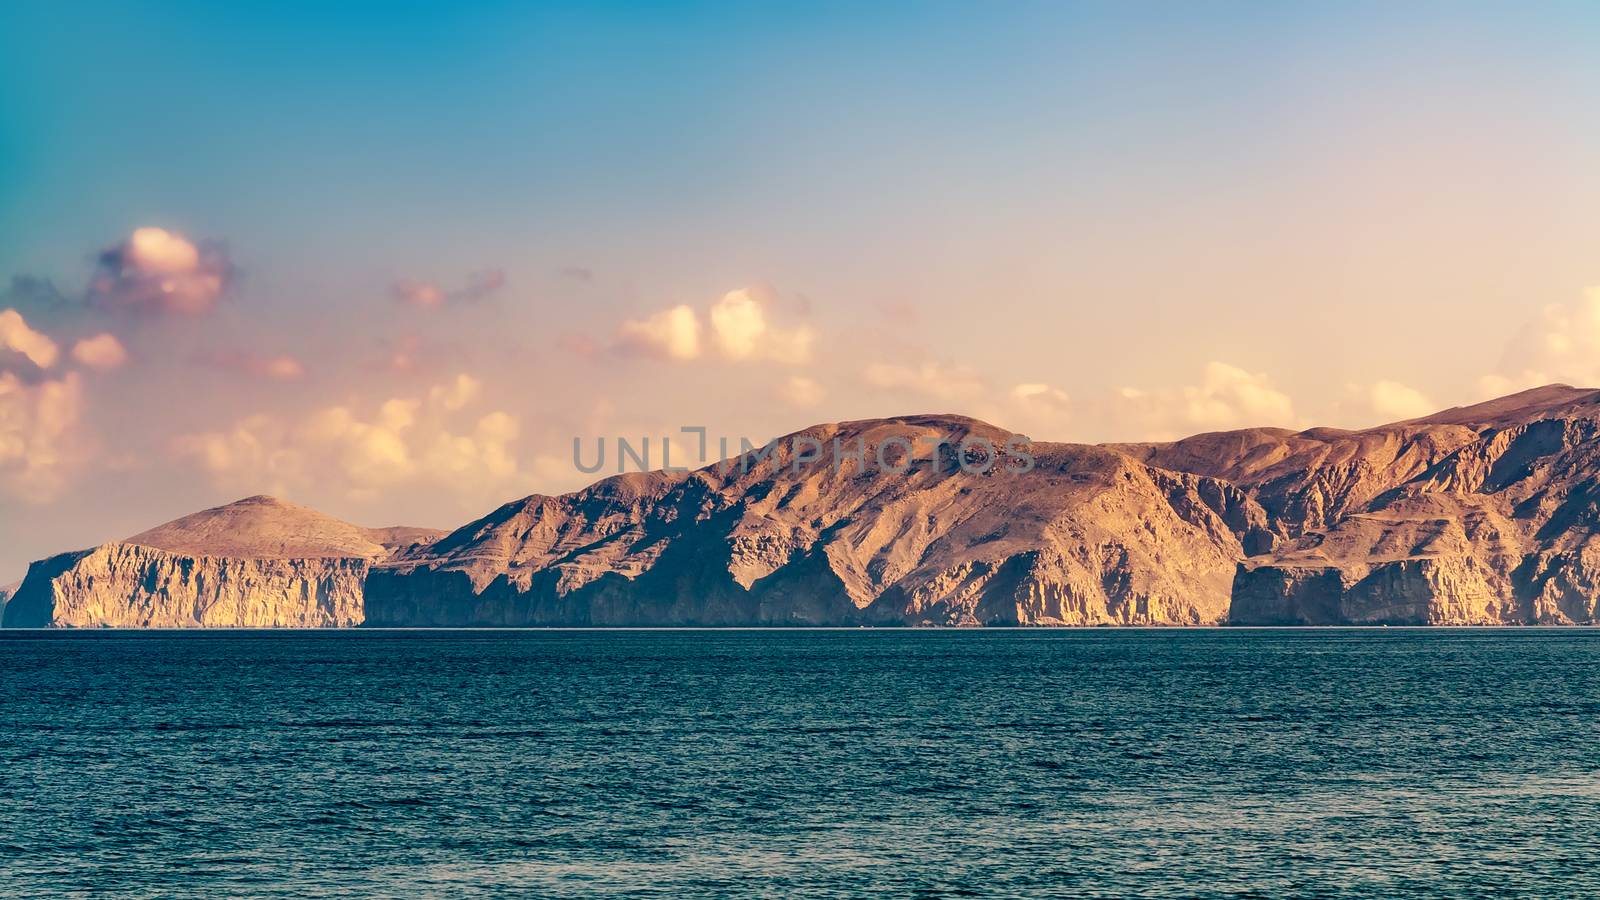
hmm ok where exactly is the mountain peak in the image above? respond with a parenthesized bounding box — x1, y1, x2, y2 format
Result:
(125, 496, 393, 560)
(235, 494, 290, 506)
(1403, 384, 1600, 428)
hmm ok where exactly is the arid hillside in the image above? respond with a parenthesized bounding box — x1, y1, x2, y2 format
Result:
(10, 385, 1600, 627)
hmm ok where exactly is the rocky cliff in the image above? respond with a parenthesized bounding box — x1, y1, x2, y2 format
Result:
(2, 496, 442, 628)
(1125, 385, 1600, 624)
(368, 385, 1600, 626)
(11, 385, 1600, 627)
(366, 416, 1273, 626)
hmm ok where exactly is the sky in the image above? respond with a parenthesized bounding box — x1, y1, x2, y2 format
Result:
(3, 1, 1600, 579)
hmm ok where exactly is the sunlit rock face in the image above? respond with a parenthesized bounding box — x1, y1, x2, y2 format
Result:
(365, 416, 1269, 627)
(1124, 385, 1600, 624)
(371, 386, 1600, 627)
(2, 496, 440, 628)
(12, 385, 1600, 628)
(3, 544, 370, 628)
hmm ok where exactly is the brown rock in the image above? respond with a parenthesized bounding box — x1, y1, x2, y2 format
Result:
(366, 417, 1267, 625)
(11, 384, 1600, 628)
(2, 497, 442, 628)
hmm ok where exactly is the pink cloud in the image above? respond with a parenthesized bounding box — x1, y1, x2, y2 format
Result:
(198, 350, 307, 380)
(70, 333, 129, 371)
(392, 269, 506, 309)
(557, 333, 600, 357)
(90, 227, 236, 315)
(0, 308, 59, 370)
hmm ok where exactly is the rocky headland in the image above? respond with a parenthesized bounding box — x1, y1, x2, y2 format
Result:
(1, 496, 441, 628)
(9, 384, 1600, 627)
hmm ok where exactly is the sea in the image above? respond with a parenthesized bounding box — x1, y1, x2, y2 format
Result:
(3, 628, 1598, 898)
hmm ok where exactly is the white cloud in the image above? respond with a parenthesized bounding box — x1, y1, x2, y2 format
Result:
(0, 370, 85, 501)
(423, 410, 520, 486)
(0, 308, 59, 369)
(863, 361, 987, 402)
(1117, 362, 1297, 439)
(708, 288, 814, 364)
(71, 333, 129, 371)
(1006, 382, 1072, 436)
(429, 373, 481, 411)
(91, 227, 233, 315)
(0, 312, 108, 499)
(1481, 287, 1600, 397)
(708, 289, 765, 358)
(1011, 382, 1070, 412)
(779, 375, 826, 409)
(175, 374, 529, 501)
(615, 288, 812, 365)
(617, 304, 703, 360)
(1324, 380, 1438, 428)
(1366, 380, 1434, 421)
(123, 227, 199, 273)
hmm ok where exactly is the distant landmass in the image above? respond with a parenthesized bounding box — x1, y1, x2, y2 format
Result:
(7, 384, 1600, 627)
(2, 497, 442, 628)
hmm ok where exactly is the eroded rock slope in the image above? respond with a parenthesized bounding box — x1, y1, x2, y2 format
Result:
(367, 416, 1271, 625)
(2, 496, 441, 627)
(12, 385, 1600, 627)
(1126, 385, 1600, 623)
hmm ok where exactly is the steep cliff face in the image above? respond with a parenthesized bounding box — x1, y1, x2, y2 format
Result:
(367, 416, 1270, 626)
(1231, 558, 1509, 625)
(3, 544, 369, 628)
(1139, 385, 1600, 624)
(2, 497, 441, 628)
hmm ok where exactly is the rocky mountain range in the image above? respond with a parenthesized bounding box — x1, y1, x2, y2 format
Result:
(7, 384, 1600, 627)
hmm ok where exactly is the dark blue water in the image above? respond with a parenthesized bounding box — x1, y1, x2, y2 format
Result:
(3, 629, 1600, 897)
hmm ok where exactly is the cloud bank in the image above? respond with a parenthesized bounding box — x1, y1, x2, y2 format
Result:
(0, 308, 85, 500)
(1482, 287, 1600, 397)
(1118, 362, 1298, 439)
(174, 374, 529, 502)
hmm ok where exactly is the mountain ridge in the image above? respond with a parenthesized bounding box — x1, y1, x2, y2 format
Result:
(9, 384, 1600, 626)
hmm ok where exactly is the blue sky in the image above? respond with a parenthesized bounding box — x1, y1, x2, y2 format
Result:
(8, 1, 1590, 275)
